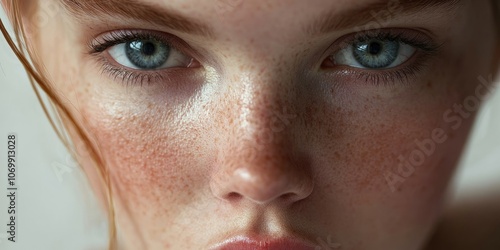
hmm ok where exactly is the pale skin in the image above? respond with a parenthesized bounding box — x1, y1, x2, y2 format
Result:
(2, 0, 500, 249)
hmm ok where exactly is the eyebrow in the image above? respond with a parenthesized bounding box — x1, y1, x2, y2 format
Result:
(306, 0, 462, 36)
(59, 0, 214, 37)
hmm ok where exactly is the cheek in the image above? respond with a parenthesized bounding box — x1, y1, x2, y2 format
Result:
(79, 100, 205, 217)
(301, 73, 478, 248)
(312, 84, 457, 188)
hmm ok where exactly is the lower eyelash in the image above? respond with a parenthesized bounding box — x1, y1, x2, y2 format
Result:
(354, 59, 427, 86)
(332, 49, 437, 87)
(95, 56, 168, 87)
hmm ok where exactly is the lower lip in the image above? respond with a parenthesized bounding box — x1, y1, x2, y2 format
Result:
(211, 237, 317, 250)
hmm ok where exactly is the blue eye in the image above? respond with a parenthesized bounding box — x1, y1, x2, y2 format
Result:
(333, 38, 416, 69)
(353, 39, 399, 68)
(108, 37, 192, 70)
(125, 39, 170, 69)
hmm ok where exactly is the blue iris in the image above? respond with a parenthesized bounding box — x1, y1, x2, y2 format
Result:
(125, 39, 170, 69)
(352, 39, 400, 69)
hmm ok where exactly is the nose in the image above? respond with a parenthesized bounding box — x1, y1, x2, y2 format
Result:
(209, 72, 314, 206)
(210, 147, 315, 205)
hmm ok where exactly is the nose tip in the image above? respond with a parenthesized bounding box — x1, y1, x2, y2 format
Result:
(210, 149, 314, 205)
(232, 167, 314, 204)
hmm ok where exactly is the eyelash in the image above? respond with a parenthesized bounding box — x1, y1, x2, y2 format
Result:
(323, 29, 442, 86)
(86, 30, 194, 87)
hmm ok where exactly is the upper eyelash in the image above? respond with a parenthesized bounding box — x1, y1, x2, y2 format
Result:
(340, 30, 443, 53)
(86, 30, 176, 55)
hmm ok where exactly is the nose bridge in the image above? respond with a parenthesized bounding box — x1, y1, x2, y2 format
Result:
(231, 64, 296, 160)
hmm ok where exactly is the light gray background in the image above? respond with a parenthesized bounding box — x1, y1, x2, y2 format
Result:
(0, 9, 108, 250)
(1, 7, 500, 250)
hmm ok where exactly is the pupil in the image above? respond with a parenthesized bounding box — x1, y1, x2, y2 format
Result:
(141, 42, 156, 56)
(368, 42, 382, 55)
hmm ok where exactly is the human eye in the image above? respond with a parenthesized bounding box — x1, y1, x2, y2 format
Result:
(323, 29, 441, 85)
(87, 30, 200, 86)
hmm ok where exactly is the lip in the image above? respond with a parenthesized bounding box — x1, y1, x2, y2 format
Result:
(209, 235, 318, 250)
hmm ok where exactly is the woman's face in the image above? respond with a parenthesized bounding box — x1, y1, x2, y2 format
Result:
(17, 0, 499, 249)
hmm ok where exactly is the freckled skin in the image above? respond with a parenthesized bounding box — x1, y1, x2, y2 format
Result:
(17, 0, 499, 249)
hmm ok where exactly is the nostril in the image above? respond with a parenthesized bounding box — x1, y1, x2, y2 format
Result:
(279, 193, 295, 201)
(210, 147, 315, 206)
(226, 192, 243, 201)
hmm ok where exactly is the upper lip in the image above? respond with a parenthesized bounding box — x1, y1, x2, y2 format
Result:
(208, 235, 318, 250)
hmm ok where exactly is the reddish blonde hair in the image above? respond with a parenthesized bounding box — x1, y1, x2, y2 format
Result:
(0, 1, 117, 249)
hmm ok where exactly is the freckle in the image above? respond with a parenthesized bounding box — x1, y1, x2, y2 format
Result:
(326, 127, 333, 136)
(334, 151, 341, 159)
(426, 81, 433, 88)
